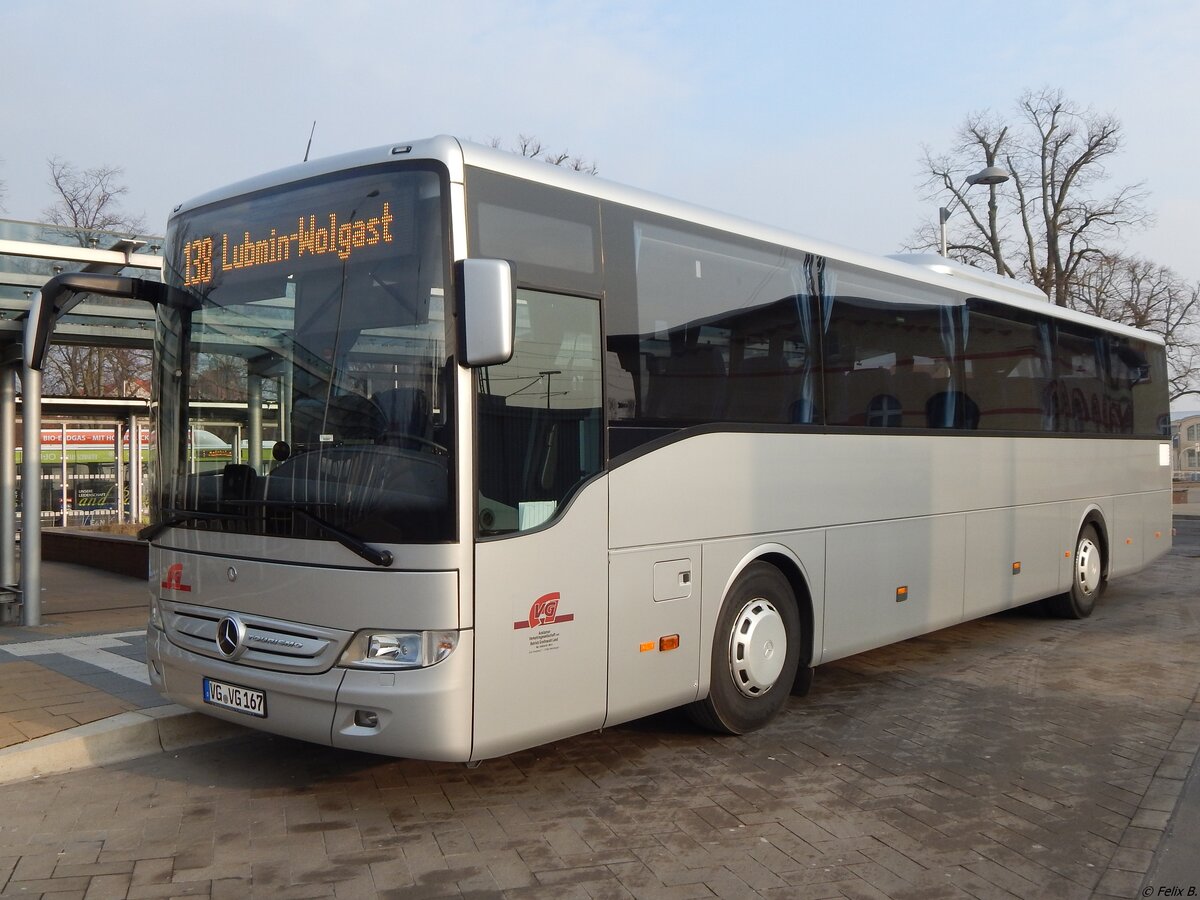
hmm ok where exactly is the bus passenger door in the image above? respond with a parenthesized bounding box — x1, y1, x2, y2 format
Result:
(605, 546, 702, 727)
(470, 289, 609, 760)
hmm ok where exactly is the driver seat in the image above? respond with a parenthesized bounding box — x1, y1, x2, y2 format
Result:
(373, 387, 432, 449)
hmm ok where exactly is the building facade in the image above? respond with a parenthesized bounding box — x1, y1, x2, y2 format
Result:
(1175, 414, 1200, 481)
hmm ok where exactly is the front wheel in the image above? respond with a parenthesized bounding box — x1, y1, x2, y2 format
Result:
(688, 562, 801, 734)
(1044, 523, 1106, 619)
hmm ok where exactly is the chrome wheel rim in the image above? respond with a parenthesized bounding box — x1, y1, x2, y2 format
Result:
(728, 598, 787, 697)
(1076, 537, 1102, 596)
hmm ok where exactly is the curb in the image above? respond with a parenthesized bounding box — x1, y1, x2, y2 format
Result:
(1139, 690, 1200, 896)
(0, 705, 247, 785)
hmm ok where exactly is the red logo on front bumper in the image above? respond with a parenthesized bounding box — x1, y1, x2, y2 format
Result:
(160, 563, 192, 592)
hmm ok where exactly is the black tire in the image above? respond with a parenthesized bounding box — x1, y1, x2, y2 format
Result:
(1044, 523, 1106, 619)
(688, 562, 801, 734)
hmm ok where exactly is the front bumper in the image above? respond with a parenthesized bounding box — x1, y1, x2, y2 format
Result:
(147, 626, 475, 761)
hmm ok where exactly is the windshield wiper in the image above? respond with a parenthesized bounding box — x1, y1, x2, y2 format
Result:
(221, 499, 394, 568)
(138, 508, 249, 542)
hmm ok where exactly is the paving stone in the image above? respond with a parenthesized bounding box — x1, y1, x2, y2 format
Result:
(1093, 866, 1144, 898)
(3, 528, 1200, 898)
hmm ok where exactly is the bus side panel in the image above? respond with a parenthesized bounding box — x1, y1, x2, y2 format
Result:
(1109, 493, 1144, 578)
(610, 433, 973, 549)
(471, 478, 609, 760)
(1008, 503, 1062, 605)
(606, 532, 828, 719)
(1142, 490, 1173, 567)
(822, 516, 966, 664)
(605, 544, 702, 727)
(963, 503, 1062, 619)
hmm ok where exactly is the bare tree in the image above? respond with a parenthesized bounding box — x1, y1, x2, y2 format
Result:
(191, 355, 247, 403)
(915, 112, 1012, 275)
(41, 345, 151, 398)
(912, 88, 1150, 307)
(43, 157, 146, 246)
(40, 157, 151, 397)
(912, 88, 1199, 399)
(1072, 254, 1200, 402)
(489, 134, 598, 175)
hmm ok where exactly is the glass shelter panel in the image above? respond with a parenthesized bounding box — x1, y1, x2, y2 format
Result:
(12, 420, 147, 527)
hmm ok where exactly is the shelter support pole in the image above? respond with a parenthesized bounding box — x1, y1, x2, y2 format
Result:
(1, 367, 17, 614)
(19, 362, 42, 626)
(129, 413, 141, 523)
(1, 368, 16, 582)
(115, 422, 125, 525)
(248, 374, 263, 473)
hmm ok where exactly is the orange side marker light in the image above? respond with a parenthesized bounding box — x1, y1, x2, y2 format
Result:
(659, 635, 680, 652)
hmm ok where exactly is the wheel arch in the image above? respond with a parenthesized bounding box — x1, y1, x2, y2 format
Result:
(723, 544, 815, 670)
(1076, 505, 1111, 577)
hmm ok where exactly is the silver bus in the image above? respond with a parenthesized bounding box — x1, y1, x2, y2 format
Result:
(52, 136, 1172, 760)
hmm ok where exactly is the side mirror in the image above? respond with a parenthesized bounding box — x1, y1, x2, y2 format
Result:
(457, 259, 514, 367)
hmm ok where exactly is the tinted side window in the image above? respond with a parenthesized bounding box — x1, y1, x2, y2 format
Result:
(1105, 334, 1167, 436)
(466, 167, 602, 296)
(824, 269, 967, 429)
(1051, 325, 1169, 436)
(607, 217, 819, 428)
(963, 300, 1055, 432)
(1054, 326, 1108, 433)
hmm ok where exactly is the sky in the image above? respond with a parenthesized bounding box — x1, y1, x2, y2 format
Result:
(2, 0, 1198, 283)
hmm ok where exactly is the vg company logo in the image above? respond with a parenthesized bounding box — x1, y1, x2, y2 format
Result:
(513, 592, 574, 630)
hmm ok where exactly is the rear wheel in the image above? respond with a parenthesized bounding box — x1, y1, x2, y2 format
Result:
(1045, 524, 1106, 619)
(688, 562, 801, 734)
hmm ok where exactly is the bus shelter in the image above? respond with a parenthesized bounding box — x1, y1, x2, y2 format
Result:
(0, 219, 163, 625)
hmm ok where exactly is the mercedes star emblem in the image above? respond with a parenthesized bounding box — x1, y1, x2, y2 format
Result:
(215, 615, 247, 659)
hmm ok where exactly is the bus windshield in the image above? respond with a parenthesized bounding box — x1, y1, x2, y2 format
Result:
(154, 165, 454, 547)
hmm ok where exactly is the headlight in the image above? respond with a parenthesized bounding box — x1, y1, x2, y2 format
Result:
(338, 630, 459, 669)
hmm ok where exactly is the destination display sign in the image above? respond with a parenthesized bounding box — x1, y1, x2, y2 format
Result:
(181, 201, 397, 287)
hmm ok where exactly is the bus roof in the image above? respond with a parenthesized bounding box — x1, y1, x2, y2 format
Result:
(171, 135, 1163, 347)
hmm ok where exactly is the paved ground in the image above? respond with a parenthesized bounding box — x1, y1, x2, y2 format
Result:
(0, 559, 162, 748)
(0, 517, 1198, 899)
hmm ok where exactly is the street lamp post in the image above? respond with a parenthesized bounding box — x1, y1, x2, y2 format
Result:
(939, 165, 1010, 258)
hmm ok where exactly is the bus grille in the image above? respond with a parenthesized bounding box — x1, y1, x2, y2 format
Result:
(162, 600, 350, 673)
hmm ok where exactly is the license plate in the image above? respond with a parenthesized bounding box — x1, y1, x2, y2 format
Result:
(203, 677, 267, 718)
